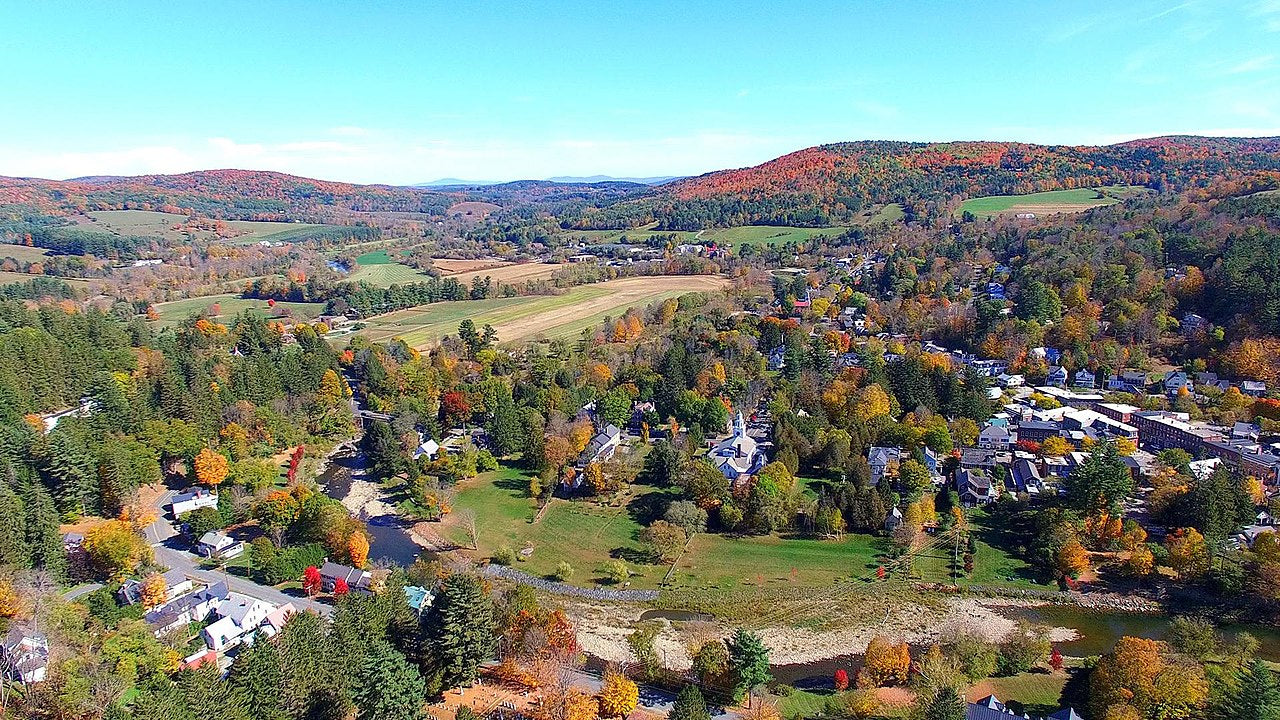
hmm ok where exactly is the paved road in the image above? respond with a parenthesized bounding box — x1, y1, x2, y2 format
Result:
(567, 669, 737, 720)
(62, 582, 103, 600)
(144, 485, 333, 617)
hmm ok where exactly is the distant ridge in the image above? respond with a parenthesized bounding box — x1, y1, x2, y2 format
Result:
(414, 174, 681, 188)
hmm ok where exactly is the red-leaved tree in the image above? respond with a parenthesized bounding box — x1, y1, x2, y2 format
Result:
(333, 577, 350, 597)
(834, 668, 849, 691)
(303, 565, 322, 597)
(1049, 647, 1064, 672)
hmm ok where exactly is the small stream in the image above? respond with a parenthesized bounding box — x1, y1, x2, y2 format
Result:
(317, 449, 425, 567)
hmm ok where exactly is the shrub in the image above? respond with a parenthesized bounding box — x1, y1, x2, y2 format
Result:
(492, 547, 517, 566)
(553, 561, 574, 581)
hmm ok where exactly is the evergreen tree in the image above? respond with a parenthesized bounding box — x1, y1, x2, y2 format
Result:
(277, 610, 351, 720)
(228, 631, 287, 720)
(44, 430, 97, 515)
(0, 466, 28, 567)
(1217, 659, 1280, 720)
(726, 629, 771, 702)
(1184, 465, 1254, 548)
(176, 666, 252, 720)
(668, 685, 711, 720)
(423, 573, 495, 689)
(1064, 440, 1133, 514)
(487, 384, 524, 457)
(918, 686, 967, 720)
(352, 641, 427, 720)
(23, 481, 66, 581)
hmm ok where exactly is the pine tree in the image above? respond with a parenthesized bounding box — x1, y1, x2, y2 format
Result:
(228, 631, 287, 720)
(1218, 659, 1280, 720)
(668, 685, 710, 720)
(0, 466, 28, 567)
(23, 481, 66, 581)
(424, 573, 495, 689)
(44, 430, 97, 516)
(352, 641, 426, 720)
(918, 686, 966, 720)
(726, 629, 771, 702)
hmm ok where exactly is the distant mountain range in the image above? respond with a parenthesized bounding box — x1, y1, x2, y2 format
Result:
(413, 175, 681, 188)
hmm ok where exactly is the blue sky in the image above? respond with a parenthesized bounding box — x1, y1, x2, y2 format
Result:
(1, 0, 1278, 184)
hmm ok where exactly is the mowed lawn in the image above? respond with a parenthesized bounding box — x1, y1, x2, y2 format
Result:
(0, 245, 54, 263)
(960, 186, 1152, 217)
(354, 276, 728, 348)
(148, 293, 325, 326)
(447, 467, 671, 587)
(346, 250, 435, 287)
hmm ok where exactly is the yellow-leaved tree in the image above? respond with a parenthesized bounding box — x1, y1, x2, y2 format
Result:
(194, 447, 228, 487)
(597, 670, 638, 718)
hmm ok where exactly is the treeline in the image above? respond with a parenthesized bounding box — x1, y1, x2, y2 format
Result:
(0, 276, 80, 300)
(324, 277, 472, 316)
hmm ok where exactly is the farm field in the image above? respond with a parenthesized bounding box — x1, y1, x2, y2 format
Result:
(69, 209, 328, 244)
(445, 261, 564, 286)
(0, 245, 53, 263)
(355, 275, 727, 347)
(147, 293, 325, 326)
(346, 249, 435, 286)
(959, 186, 1152, 217)
(698, 225, 853, 249)
(0, 271, 93, 287)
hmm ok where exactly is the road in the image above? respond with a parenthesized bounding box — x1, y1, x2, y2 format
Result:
(566, 669, 737, 720)
(144, 485, 333, 617)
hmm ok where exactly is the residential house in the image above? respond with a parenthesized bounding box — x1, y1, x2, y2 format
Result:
(767, 346, 786, 371)
(977, 424, 1013, 451)
(1233, 422, 1261, 442)
(1163, 371, 1194, 397)
(996, 373, 1024, 388)
(1181, 313, 1209, 337)
(960, 447, 1000, 470)
(1195, 372, 1231, 392)
(171, 487, 219, 517)
(1242, 380, 1268, 397)
(404, 586, 435, 615)
(258, 603, 298, 638)
(1107, 370, 1148, 395)
(1, 625, 49, 684)
(921, 447, 945, 484)
(966, 694, 1082, 720)
(580, 424, 622, 466)
(145, 581, 230, 637)
(867, 446, 901, 487)
(62, 531, 84, 555)
(1072, 368, 1096, 389)
(957, 468, 997, 506)
(1009, 458, 1045, 496)
(319, 561, 373, 593)
(203, 594, 275, 652)
(196, 530, 245, 559)
(1045, 366, 1068, 387)
(120, 568, 192, 606)
(708, 412, 767, 484)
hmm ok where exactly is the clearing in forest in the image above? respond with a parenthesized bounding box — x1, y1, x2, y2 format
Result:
(959, 186, 1152, 217)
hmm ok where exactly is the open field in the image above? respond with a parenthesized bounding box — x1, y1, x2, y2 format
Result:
(0, 245, 52, 263)
(69, 210, 329, 244)
(444, 464, 1036, 592)
(960, 186, 1152, 217)
(0, 270, 93, 287)
(355, 275, 728, 347)
(430, 258, 509, 274)
(346, 250, 435, 286)
(698, 225, 853, 248)
(148, 293, 325, 326)
(968, 672, 1071, 717)
(446, 261, 564, 286)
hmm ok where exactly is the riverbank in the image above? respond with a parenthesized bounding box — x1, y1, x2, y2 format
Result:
(564, 595, 1080, 672)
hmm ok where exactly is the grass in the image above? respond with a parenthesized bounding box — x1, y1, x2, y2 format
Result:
(969, 672, 1070, 717)
(699, 225, 852, 249)
(959, 186, 1152, 217)
(74, 210, 328, 245)
(0, 270, 93, 286)
(0, 245, 52, 263)
(148, 293, 325, 326)
(346, 260, 434, 287)
(355, 249, 395, 265)
(447, 466, 671, 586)
(354, 276, 726, 347)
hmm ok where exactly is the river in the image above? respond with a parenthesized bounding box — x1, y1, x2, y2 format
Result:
(317, 449, 426, 567)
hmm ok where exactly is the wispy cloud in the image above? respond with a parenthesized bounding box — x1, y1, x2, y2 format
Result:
(1143, 1, 1195, 22)
(1256, 0, 1280, 30)
(1224, 54, 1276, 74)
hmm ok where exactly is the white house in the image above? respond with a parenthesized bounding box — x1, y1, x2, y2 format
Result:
(120, 568, 192, 606)
(203, 594, 275, 652)
(413, 437, 441, 461)
(1, 625, 49, 684)
(171, 487, 219, 517)
(144, 581, 230, 637)
(196, 530, 244, 559)
(580, 424, 622, 465)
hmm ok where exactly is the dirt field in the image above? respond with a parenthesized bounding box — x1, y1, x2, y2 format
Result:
(446, 201, 501, 218)
(447, 262, 565, 286)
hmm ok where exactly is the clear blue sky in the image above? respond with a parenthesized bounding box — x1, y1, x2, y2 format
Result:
(1, 0, 1277, 184)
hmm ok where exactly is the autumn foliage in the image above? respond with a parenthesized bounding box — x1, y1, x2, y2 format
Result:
(194, 448, 228, 487)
